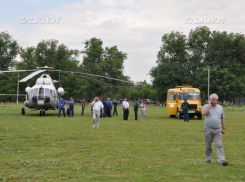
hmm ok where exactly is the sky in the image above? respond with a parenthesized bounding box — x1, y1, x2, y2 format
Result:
(0, 0, 245, 83)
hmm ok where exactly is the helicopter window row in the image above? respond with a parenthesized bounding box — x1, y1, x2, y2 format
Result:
(31, 88, 39, 96)
(30, 88, 56, 97)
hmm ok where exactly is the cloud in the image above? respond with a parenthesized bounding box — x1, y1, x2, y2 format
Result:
(1, 0, 245, 83)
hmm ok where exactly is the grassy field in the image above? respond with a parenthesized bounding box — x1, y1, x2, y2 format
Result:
(0, 103, 244, 182)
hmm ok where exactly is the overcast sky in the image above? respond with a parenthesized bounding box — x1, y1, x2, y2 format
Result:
(0, 0, 244, 83)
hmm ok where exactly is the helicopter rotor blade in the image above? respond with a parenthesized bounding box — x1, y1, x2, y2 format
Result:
(19, 70, 46, 82)
(59, 71, 144, 86)
(0, 70, 36, 73)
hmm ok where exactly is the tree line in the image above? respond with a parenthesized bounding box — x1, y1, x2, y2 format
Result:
(1, 26, 245, 103)
(0, 32, 155, 102)
(150, 26, 245, 101)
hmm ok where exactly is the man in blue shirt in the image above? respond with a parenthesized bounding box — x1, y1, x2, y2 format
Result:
(113, 98, 118, 116)
(68, 97, 74, 117)
(181, 98, 190, 122)
(107, 98, 112, 117)
(58, 97, 66, 117)
(102, 98, 107, 118)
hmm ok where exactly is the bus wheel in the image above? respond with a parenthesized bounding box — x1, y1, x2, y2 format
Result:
(177, 112, 182, 119)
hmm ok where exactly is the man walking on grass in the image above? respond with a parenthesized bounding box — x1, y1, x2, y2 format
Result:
(201, 93, 228, 166)
(91, 96, 104, 128)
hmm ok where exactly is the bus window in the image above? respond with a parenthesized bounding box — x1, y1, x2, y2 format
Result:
(168, 94, 176, 101)
(179, 93, 199, 100)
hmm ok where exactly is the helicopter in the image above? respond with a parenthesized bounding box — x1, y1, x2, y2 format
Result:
(0, 66, 143, 116)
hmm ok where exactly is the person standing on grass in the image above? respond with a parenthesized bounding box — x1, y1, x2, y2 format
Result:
(122, 98, 126, 119)
(81, 98, 86, 116)
(89, 98, 94, 114)
(58, 97, 66, 117)
(102, 98, 108, 118)
(113, 98, 118, 116)
(140, 100, 149, 121)
(123, 98, 129, 120)
(68, 97, 74, 117)
(107, 98, 112, 117)
(201, 93, 228, 166)
(134, 98, 139, 120)
(181, 98, 190, 122)
(91, 96, 104, 128)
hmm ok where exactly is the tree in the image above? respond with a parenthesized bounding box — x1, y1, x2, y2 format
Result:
(79, 37, 130, 99)
(150, 31, 189, 101)
(0, 31, 19, 71)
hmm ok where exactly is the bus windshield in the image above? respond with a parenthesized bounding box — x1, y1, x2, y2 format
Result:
(178, 93, 200, 100)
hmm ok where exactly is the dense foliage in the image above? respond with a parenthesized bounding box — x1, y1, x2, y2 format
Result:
(150, 26, 245, 101)
(0, 33, 150, 101)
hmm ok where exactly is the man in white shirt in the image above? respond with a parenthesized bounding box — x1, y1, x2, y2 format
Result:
(91, 96, 104, 128)
(123, 98, 130, 120)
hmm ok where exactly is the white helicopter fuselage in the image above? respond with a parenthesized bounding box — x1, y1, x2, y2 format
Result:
(24, 74, 64, 111)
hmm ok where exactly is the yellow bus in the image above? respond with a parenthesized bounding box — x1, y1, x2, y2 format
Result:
(167, 85, 203, 119)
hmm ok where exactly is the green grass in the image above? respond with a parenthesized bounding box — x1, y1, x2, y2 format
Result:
(0, 103, 244, 181)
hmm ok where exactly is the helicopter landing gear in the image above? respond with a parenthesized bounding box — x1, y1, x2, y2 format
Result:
(21, 108, 25, 115)
(40, 110, 46, 116)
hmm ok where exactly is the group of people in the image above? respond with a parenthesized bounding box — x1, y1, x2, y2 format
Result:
(122, 98, 149, 121)
(90, 97, 149, 128)
(58, 97, 75, 117)
(58, 93, 228, 166)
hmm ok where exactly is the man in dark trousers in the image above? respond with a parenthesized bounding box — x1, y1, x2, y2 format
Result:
(134, 98, 139, 120)
(181, 98, 190, 122)
(58, 97, 66, 117)
(102, 98, 107, 118)
(68, 97, 74, 117)
(123, 98, 129, 120)
(81, 98, 86, 116)
(113, 98, 118, 116)
(107, 98, 112, 117)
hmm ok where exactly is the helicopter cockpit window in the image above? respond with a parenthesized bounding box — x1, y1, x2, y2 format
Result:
(45, 88, 50, 96)
(31, 88, 39, 96)
(39, 88, 44, 95)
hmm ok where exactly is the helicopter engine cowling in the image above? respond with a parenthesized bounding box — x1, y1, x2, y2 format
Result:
(25, 87, 31, 94)
(58, 87, 65, 96)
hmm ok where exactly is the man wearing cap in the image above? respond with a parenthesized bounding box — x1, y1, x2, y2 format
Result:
(134, 98, 139, 120)
(181, 98, 190, 122)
